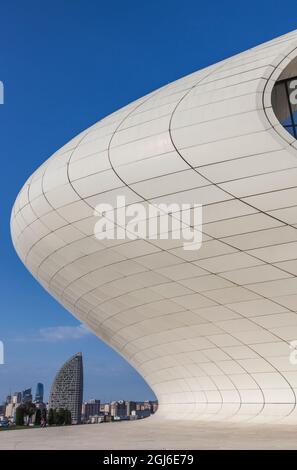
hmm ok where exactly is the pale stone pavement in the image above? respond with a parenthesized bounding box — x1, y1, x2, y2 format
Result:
(0, 418, 297, 449)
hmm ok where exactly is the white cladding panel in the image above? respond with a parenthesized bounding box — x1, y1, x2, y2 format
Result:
(11, 30, 297, 423)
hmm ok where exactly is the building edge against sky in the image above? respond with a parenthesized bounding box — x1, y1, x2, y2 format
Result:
(49, 352, 83, 424)
(35, 382, 44, 403)
(10, 29, 297, 424)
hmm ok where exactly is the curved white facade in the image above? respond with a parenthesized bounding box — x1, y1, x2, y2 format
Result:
(11, 30, 297, 424)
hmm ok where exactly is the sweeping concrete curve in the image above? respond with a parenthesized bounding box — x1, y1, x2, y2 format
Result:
(11, 29, 297, 425)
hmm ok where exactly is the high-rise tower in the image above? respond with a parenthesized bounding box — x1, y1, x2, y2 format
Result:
(49, 352, 83, 424)
(35, 383, 44, 403)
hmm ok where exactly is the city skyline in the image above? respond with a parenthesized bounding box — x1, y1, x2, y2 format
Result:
(0, 350, 156, 404)
(2, 386, 157, 408)
(1, 378, 158, 426)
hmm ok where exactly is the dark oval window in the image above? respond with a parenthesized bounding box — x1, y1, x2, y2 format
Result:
(272, 57, 297, 138)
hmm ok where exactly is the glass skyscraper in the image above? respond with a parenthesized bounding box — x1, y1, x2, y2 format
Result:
(49, 352, 83, 424)
(22, 388, 32, 403)
(35, 383, 44, 403)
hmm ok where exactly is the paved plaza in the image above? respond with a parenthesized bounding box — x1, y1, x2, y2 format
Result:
(1, 418, 297, 450)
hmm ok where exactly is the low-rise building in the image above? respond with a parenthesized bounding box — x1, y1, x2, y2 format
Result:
(83, 399, 100, 422)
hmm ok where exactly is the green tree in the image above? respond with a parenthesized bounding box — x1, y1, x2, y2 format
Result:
(15, 406, 24, 426)
(65, 409, 72, 425)
(41, 408, 47, 420)
(56, 408, 65, 425)
(35, 408, 41, 426)
(48, 408, 55, 426)
(23, 401, 36, 425)
(53, 408, 57, 425)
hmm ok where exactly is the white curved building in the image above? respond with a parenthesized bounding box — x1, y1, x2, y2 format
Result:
(11, 30, 297, 425)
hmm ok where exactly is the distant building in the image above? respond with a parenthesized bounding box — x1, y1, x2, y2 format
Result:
(125, 401, 136, 416)
(12, 392, 22, 404)
(5, 403, 14, 419)
(35, 401, 46, 410)
(110, 400, 126, 419)
(136, 408, 150, 418)
(49, 352, 83, 424)
(22, 388, 32, 403)
(5, 402, 21, 422)
(83, 399, 100, 422)
(100, 403, 110, 415)
(35, 383, 44, 403)
(5, 395, 11, 406)
(151, 401, 158, 414)
(90, 415, 104, 423)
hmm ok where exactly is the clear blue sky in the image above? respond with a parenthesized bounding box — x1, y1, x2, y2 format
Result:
(0, 0, 296, 403)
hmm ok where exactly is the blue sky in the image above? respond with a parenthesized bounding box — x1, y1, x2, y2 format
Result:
(0, 0, 297, 403)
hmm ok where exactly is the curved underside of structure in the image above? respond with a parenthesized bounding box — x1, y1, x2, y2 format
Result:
(11, 30, 297, 424)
